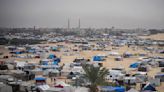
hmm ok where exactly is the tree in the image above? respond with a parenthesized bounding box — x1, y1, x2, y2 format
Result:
(82, 64, 108, 92)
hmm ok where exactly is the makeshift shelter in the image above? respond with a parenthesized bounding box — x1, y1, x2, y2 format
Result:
(15, 51, 23, 54)
(106, 70, 125, 80)
(48, 54, 56, 59)
(40, 65, 60, 70)
(37, 84, 50, 92)
(129, 62, 140, 68)
(124, 77, 136, 85)
(16, 61, 27, 69)
(155, 73, 164, 82)
(34, 77, 46, 85)
(115, 56, 123, 61)
(100, 86, 125, 92)
(27, 49, 36, 53)
(123, 52, 133, 58)
(51, 47, 59, 51)
(0, 83, 13, 92)
(138, 66, 150, 72)
(55, 81, 70, 87)
(52, 58, 61, 65)
(40, 59, 50, 65)
(158, 61, 164, 67)
(108, 52, 120, 56)
(142, 83, 156, 91)
(93, 56, 104, 61)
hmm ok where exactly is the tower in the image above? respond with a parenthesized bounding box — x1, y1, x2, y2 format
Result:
(78, 19, 80, 29)
(68, 19, 70, 29)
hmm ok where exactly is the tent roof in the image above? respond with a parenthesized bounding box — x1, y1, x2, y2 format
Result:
(34, 77, 46, 81)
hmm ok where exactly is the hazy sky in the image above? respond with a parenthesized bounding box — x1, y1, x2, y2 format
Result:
(0, 0, 164, 28)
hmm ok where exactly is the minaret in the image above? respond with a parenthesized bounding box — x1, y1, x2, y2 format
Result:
(68, 19, 70, 29)
(34, 26, 35, 31)
(78, 19, 80, 29)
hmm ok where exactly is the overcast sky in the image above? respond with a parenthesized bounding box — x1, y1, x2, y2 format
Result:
(0, 0, 164, 28)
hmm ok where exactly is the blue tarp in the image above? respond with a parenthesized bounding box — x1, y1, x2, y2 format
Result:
(28, 49, 35, 53)
(101, 86, 125, 92)
(52, 58, 61, 65)
(15, 52, 22, 54)
(52, 47, 58, 51)
(34, 77, 46, 81)
(54, 58, 61, 62)
(48, 54, 56, 59)
(130, 62, 140, 68)
(42, 61, 48, 65)
(52, 61, 58, 65)
(93, 56, 103, 61)
(155, 74, 164, 77)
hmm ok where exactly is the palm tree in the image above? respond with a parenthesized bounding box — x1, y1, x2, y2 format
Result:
(82, 64, 108, 92)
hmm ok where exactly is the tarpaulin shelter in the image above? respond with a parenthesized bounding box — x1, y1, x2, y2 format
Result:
(123, 52, 133, 58)
(142, 83, 156, 91)
(93, 56, 104, 61)
(48, 54, 56, 59)
(115, 56, 123, 61)
(100, 86, 125, 92)
(155, 73, 164, 82)
(34, 77, 46, 85)
(51, 47, 59, 51)
(52, 58, 61, 65)
(34, 77, 46, 81)
(27, 49, 36, 53)
(40, 59, 50, 65)
(130, 62, 140, 68)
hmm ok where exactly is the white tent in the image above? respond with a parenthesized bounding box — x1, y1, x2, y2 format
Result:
(38, 84, 50, 92)
(55, 81, 70, 87)
(108, 51, 120, 56)
(16, 61, 27, 68)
